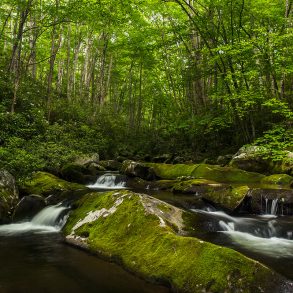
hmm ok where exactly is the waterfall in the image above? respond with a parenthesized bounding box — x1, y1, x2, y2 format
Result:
(87, 174, 126, 189)
(270, 198, 279, 215)
(0, 204, 69, 235)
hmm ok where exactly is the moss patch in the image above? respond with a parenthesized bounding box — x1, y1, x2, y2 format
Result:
(64, 191, 285, 293)
(145, 163, 265, 184)
(20, 172, 86, 196)
(261, 174, 293, 186)
(145, 163, 199, 180)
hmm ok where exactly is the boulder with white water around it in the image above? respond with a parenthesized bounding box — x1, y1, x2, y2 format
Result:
(63, 190, 291, 293)
(0, 170, 19, 223)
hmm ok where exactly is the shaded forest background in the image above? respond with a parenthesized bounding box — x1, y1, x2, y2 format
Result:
(0, 0, 293, 177)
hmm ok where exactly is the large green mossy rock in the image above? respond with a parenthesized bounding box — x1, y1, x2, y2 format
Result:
(146, 163, 265, 184)
(20, 172, 86, 197)
(64, 191, 287, 293)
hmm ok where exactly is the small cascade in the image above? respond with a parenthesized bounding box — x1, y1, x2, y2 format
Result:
(31, 204, 69, 227)
(0, 204, 69, 235)
(87, 174, 126, 190)
(191, 208, 293, 258)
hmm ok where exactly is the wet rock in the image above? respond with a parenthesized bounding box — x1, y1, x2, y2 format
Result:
(99, 160, 122, 171)
(61, 163, 96, 184)
(64, 190, 290, 293)
(121, 160, 156, 180)
(0, 170, 19, 223)
(244, 188, 293, 216)
(13, 195, 46, 221)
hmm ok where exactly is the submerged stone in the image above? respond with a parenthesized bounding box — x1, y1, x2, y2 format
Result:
(63, 191, 289, 293)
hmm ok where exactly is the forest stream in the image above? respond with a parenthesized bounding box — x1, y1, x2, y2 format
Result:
(0, 173, 293, 292)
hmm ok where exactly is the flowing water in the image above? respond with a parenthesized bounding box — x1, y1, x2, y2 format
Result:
(0, 203, 169, 292)
(2, 172, 293, 290)
(189, 208, 293, 280)
(87, 173, 126, 190)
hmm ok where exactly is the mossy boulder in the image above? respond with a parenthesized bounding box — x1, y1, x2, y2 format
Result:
(0, 170, 19, 223)
(229, 146, 269, 173)
(172, 179, 249, 211)
(261, 174, 293, 186)
(230, 146, 293, 175)
(20, 172, 86, 197)
(146, 163, 265, 184)
(64, 191, 289, 293)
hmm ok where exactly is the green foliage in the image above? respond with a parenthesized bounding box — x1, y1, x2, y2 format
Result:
(253, 125, 293, 162)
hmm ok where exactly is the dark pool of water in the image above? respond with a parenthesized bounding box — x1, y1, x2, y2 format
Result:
(0, 233, 169, 293)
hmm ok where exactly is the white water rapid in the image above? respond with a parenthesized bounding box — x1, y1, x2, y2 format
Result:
(191, 209, 293, 258)
(0, 204, 69, 235)
(87, 174, 126, 189)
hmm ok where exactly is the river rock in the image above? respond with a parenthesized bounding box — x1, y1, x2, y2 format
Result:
(0, 170, 19, 222)
(121, 160, 156, 180)
(64, 190, 290, 293)
(243, 188, 293, 216)
(99, 160, 122, 171)
(230, 146, 293, 175)
(13, 195, 46, 221)
(20, 172, 87, 197)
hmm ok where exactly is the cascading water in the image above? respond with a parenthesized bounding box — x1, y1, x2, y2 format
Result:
(0, 204, 69, 235)
(87, 173, 126, 189)
(191, 209, 293, 258)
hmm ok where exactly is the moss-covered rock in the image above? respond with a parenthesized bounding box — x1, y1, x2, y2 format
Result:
(172, 180, 249, 210)
(20, 172, 86, 197)
(145, 163, 199, 180)
(0, 170, 19, 223)
(64, 191, 288, 293)
(146, 163, 265, 184)
(261, 174, 293, 186)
